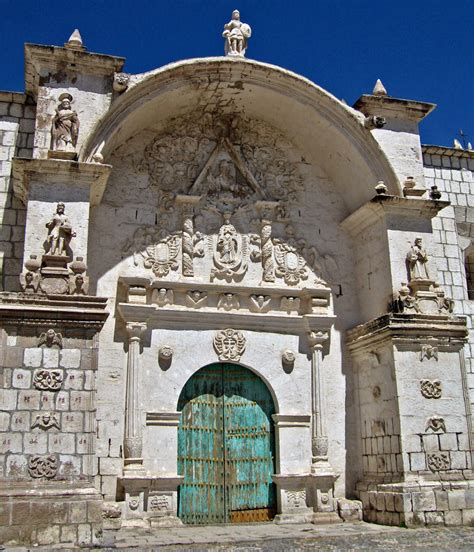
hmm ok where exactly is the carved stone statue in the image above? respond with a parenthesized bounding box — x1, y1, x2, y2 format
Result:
(51, 93, 79, 152)
(223, 10, 252, 56)
(45, 203, 75, 257)
(406, 237, 429, 280)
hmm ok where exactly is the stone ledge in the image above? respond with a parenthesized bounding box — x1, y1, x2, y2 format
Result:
(347, 313, 468, 353)
(0, 292, 108, 329)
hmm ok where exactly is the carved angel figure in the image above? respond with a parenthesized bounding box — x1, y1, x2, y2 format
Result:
(38, 329, 63, 349)
(406, 237, 429, 280)
(151, 288, 174, 307)
(249, 294, 271, 312)
(52, 93, 79, 152)
(20, 271, 40, 293)
(186, 290, 208, 308)
(223, 10, 252, 56)
(32, 412, 60, 431)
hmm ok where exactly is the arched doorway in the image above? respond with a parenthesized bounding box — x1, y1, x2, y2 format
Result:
(177, 363, 276, 524)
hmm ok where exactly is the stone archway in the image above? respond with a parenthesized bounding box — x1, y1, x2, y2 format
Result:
(177, 363, 276, 524)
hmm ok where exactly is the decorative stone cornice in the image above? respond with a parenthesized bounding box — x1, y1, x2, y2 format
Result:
(341, 194, 450, 236)
(0, 292, 108, 330)
(353, 94, 436, 123)
(25, 43, 125, 99)
(347, 313, 468, 354)
(12, 157, 112, 206)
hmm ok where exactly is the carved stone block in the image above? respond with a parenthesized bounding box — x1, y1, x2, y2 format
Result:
(33, 369, 64, 391)
(28, 454, 58, 479)
(420, 379, 442, 399)
(427, 452, 450, 472)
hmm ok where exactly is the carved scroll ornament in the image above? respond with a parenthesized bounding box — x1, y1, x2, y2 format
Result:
(28, 454, 58, 479)
(420, 379, 442, 399)
(33, 369, 63, 391)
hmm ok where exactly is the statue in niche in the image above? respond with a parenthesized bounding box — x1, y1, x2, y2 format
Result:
(45, 202, 75, 257)
(217, 219, 238, 264)
(406, 237, 430, 280)
(222, 10, 252, 56)
(51, 93, 79, 152)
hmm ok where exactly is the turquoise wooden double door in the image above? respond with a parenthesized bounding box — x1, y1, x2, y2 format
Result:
(177, 363, 276, 524)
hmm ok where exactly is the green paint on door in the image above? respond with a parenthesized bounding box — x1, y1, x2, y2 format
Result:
(177, 363, 276, 524)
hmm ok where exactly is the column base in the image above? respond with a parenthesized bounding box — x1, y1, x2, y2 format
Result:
(311, 511, 341, 524)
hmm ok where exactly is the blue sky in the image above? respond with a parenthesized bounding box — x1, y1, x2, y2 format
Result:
(1, 0, 472, 147)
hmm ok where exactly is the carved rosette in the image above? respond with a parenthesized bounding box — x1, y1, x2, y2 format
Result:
(28, 454, 58, 479)
(214, 329, 246, 361)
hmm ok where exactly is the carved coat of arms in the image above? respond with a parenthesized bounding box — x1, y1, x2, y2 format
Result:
(274, 242, 308, 286)
(214, 328, 246, 361)
(142, 235, 181, 278)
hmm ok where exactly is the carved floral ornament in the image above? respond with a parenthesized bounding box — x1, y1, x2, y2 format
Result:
(28, 454, 58, 479)
(420, 379, 442, 399)
(214, 328, 246, 361)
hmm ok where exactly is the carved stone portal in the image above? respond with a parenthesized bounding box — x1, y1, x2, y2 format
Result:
(213, 329, 246, 361)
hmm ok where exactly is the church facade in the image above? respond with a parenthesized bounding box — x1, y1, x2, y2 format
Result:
(1, 17, 474, 546)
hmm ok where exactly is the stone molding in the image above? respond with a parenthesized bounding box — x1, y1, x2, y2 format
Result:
(12, 157, 112, 206)
(0, 292, 108, 329)
(347, 313, 468, 355)
(353, 94, 436, 123)
(145, 412, 181, 427)
(341, 194, 450, 237)
(272, 414, 311, 428)
(25, 43, 125, 99)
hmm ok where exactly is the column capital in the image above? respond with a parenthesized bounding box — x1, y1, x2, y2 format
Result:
(175, 194, 201, 215)
(307, 330, 329, 351)
(255, 200, 280, 220)
(126, 321, 147, 341)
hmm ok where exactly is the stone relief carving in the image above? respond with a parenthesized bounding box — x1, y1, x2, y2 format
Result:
(390, 281, 454, 316)
(31, 412, 60, 431)
(38, 329, 63, 348)
(249, 294, 271, 313)
(33, 369, 64, 391)
(186, 290, 208, 308)
(28, 454, 58, 479)
(274, 241, 308, 286)
(69, 273, 89, 295)
(210, 216, 249, 281)
(158, 346, 173, 361)
(427, 452, 451, 472)
(223, 10, 251, 56)
(45, 202, 75, 257)
(151, 288, 174, 307)
(128, 497, 140, 511)
(281, 296, 300, 313)
(420, 344, 438, 361)
(214, 328, 246, 361)
(217, 293, 240, 311)
(51, 93, 79, 153)
(281, 350, 296, 365)
(420, 379, 442, 399)
(113, 72, 130, 92)
(20, 270, 40, 293)
(286, 490, 307, 509)
(406, 237, 430, 281)
(142, 234, 181, 278)
(149, 494, 171, 512)
(425, 416, 446, 433)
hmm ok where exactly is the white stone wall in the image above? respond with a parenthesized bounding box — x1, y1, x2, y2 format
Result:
(423, 150, 474, 439)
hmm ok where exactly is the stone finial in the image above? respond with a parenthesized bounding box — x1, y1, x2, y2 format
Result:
(222, 10, 252, 57)
(65, 29, 85, 51)
(372, 79, 388, 96)
(454, 139, 463, 150)
(430, 185, 442, 200)
(374, 181, 387, 195)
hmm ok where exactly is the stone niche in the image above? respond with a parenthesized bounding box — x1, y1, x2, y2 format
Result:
(0, 295, 107, 547)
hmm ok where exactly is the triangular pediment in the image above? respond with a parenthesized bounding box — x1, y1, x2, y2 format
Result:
(189, 138, 267, 200)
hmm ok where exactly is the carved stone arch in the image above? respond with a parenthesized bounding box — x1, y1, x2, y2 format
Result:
(81, 58, 400, 212)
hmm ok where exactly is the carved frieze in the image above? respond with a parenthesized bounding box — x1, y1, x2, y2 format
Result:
(28, 454, 58, 479)
(214, 328, 246, 361)
(427, 452, 450, 472)
(149, 493, 171, 513)
(38, 329, 63, 348)
(31, 412, 60, 431)
(420, 379, 442, 399)
(33, 369, 64, 391)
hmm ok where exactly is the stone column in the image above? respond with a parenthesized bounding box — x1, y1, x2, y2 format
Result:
(307, 330, 339, 522)
(308, 330, 330, 470)
(255, 201, 279, 284)
(175, 195, 201, 277)
(124, 322, 147, 472)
